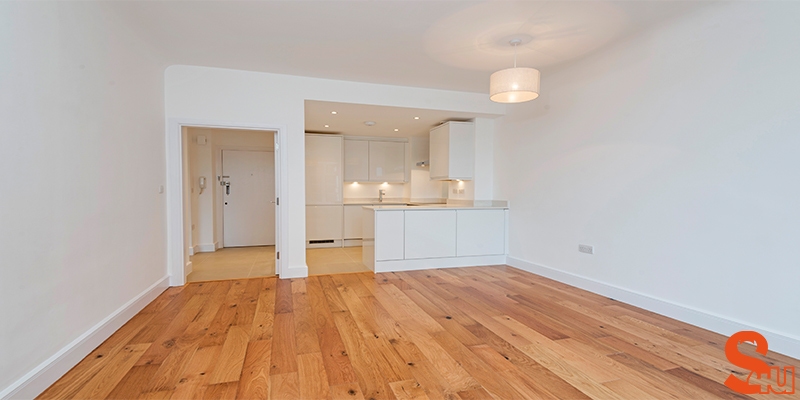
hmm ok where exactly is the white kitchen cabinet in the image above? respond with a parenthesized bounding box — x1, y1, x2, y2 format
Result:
(369, 141, 406, 182)
(375, 211, 404, 261)
(456, 209, 505, 256)
(429, 121, 474, 181)
(344, 140, 369, 182)
(306, 134, 343, 204)
(404, 210, 457, 259)
(343, 205, 363, 239)
(306, 205, 343, 242)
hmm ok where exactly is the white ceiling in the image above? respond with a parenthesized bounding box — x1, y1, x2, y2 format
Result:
(106, 1, 708, 93)
(305, 101, 496, 138)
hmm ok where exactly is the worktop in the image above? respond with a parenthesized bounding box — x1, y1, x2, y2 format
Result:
(364, 204, 508, 211)
(343, 198, 447, 206)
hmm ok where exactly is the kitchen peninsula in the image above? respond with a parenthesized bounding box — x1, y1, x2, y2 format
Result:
(362, 203, 508, 272)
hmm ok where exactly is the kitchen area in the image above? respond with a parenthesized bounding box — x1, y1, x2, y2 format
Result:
(305, 101, 508, 275)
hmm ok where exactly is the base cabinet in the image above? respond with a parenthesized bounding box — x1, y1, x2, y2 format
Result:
(456, 210, 505, 256)
(365, 207, 507, 272)
(404, 210, 456, 259)
(343, 205, 363, 240)
(375, 211, 404, 261)
(306, 205, 343, 244)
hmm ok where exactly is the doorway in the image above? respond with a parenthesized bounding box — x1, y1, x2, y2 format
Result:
(180, 126, 281, 283)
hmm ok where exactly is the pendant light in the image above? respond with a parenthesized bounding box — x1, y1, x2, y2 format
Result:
(489, 39, 540, 103)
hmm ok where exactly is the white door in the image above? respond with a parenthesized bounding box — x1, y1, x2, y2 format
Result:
(222, 150, 275, 247)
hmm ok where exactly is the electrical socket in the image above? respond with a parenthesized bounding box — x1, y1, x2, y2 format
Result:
(578, 244, 594, 254)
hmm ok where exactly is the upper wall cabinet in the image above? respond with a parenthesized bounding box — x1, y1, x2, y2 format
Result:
(429, 121, 474, 181)
(306, 134, 343, 205)
(344, 140, 369, 182)
(369, 141, 405, 183)
(344, 138, 407, 183)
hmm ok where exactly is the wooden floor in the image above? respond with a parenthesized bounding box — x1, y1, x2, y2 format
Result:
(39, 266, 798, 400)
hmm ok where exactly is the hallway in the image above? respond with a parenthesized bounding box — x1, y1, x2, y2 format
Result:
(188, 246, 369, 282)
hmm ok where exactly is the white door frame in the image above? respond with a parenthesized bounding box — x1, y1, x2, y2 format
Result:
(166, 118, 288, 286)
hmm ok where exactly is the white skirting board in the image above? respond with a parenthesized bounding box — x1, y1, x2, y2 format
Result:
(197, 243, 218, 253)
(375, 255, 506, 273)
(280, 264, 309, 279)
(0, 276, 170, 400)
(506, 256, 800, 360)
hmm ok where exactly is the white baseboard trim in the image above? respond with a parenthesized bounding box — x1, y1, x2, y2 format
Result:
(280, 264, 309, 279)
(343, 239, 362, 247)
(214, 241, 221, 250)
(185, 261, 193, 277)
(0, 276, 170, 400)
(375, 255, 507, 273)
(197, 243, 217, 253)
(506, 256, 800, 360)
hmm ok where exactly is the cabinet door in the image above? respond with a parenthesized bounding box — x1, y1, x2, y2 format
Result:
(456, 210, 505, 256)
(306, 135, 343, 204)
(344, 140, 369, 182)
(369, 141, 405, 182)
(429, 122, 474, 180)
(306, 205, 343, 241)
(343, 205, 363, 239)
(404, 210, 456, 259)
(429, 124, 450, 180)
(376, 211, 404, 261)
(448, 122, 475, 180)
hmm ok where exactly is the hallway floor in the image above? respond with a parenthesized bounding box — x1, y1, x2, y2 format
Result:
(187, 246, 369, 282)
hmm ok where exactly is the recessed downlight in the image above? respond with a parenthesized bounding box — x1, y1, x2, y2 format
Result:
(364, 121, 376, 126)
(324, 125, 329, 128)
(414, 116, 420, 120)
(331, 111, 337, 114)
(394, 128, 399, 132)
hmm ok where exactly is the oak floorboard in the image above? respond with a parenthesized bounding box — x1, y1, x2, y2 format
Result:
(40, 266, 798, 400)
(328, 383, 366, 400)
(298, 352, 330, 399)
(235, 340, 271, 399)
(209, 325, 250, 384)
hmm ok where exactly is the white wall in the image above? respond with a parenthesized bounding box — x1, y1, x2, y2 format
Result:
(495, 2, 800, 356)
(186, 127, 275, 251)
(0, 2, 167, 396)
(166, 66, 504, 277)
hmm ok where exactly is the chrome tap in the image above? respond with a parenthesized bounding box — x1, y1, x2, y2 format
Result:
(378, 189, 386, 203)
